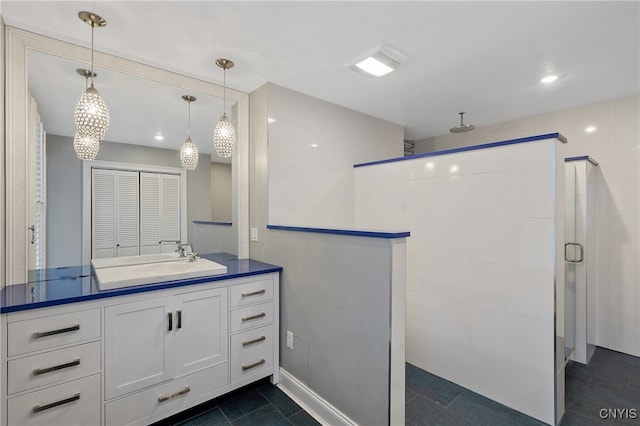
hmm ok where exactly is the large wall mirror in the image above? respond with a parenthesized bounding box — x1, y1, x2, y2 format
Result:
(5, 27, 249, 285)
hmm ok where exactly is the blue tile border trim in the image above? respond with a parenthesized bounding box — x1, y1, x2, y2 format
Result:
(193, 220, 233, 226)
(354, 132, 567, 168)
(565, 156, 599, 166)
(267, 224, 410, 239)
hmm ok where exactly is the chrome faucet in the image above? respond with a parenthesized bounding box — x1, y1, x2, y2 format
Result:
(186, 252, 200, 262)
(159, 240, 186, 257)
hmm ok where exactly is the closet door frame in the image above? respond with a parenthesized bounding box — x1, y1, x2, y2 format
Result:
(82, 160, 187, 264)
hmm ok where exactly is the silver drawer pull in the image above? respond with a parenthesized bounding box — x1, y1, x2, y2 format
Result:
(242, 359, 266, 371)
(32, 393, 80, 413)
(242, 312, 266, 322)
(33, 359, 80, 376)
(242, 336, 266, 347)
(33, 324, 80, 339)
(242, 289, 266, 297)
(158, 386, 191, 402)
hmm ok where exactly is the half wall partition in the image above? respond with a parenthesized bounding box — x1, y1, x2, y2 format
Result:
(354, 133, 567, 425)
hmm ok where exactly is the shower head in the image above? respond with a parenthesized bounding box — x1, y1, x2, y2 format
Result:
(449, 112, 475, 134)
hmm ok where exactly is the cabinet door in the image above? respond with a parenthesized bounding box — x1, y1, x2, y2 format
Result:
(173, 287, 228, 378)
(104, 296, 174, 399)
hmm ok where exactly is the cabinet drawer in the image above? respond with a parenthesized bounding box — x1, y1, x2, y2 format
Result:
(230, 325, 274, 383)
(105, 362, 228, 426)
(7, 374, 100, 426)
(230, 302, 273, 333)
(8, 341, 101, 395)
(7, 309, 100, 357)
(230, 279, 273, 308)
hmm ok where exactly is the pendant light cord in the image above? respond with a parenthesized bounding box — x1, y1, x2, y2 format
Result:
(188, 100, 191, 137)
(223, 68, 227, 115)
(90, 22, 95, 87)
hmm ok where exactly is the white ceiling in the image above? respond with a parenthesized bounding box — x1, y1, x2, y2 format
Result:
(2, 1, 639, 146)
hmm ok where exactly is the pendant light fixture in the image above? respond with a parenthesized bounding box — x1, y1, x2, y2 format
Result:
(74, 11, 110, 155)
(73, 68, 100, 160)
(213, 58, 236, 158)
(180, 95, 199, 170)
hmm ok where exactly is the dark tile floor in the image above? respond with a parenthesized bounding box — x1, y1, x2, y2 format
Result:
(152, 378, 320, 426)
(405, 363, 546, 426)
(157, 346, 639, 425)
(406, 346, 640, 426)
(562, 346, 640, 425)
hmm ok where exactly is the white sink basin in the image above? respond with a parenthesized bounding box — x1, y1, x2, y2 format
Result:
(92, 252, 182, 269)
(94, 258, 227, 290)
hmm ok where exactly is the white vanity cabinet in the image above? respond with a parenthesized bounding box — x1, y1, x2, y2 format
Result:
(229, 278, 276, 383)
(1, 305, 102, 426)
(1, 271, 280, 426)
(104, 287, 228, 400)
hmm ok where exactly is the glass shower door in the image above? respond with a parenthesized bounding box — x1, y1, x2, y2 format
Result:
(564, 164, 578, 360)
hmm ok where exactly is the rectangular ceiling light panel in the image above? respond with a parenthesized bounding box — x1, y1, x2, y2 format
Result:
(350, 46, 402, 78)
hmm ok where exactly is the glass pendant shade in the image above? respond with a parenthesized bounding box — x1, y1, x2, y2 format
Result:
(213, 113, 236, 158)
(74, 84, 110, 140)
(73, 132, 100, 160)
(180, 136, 199, 170)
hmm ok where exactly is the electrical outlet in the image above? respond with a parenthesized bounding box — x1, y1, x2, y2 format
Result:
(286, 330, 294, 349)
(251, 227, 259, 242)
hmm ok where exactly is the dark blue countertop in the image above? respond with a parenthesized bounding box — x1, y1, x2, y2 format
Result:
(1, 253, 282, 314)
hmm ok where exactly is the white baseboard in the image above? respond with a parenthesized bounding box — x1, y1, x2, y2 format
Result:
(277, 368, 358, 426)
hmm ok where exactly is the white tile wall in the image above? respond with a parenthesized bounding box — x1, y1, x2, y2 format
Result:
(267, 83, 403, 228)
(415, 95, 640, 357)
(354, 138, 562, 423)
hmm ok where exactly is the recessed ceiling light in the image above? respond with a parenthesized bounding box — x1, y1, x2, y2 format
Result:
(310, 144, 318, 148)
(541, 75, 558, 84)
(268, 117, 276, 124)
(355, 57, 394, 77)
(154, 134, 164, 141)
(350, 45, 402, 78)
(585, 126, 597, 133)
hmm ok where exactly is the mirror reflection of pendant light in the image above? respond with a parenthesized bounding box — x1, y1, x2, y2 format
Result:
(180, 95, 199, 170)
(213, 58, 236, 158)
(73, 68, 101, 160)
(74, 11, 109, 159)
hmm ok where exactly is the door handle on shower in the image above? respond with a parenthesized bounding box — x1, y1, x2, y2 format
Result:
(564, 242, 583, 263)
(28, 225, 35, 244)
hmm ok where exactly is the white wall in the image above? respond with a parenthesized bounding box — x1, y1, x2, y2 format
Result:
(355, 137, 564, 424)
(250, 83, 406, 424)
(192, 222, 237, 256)
(0, 16, 5, 288)
(210, 162, 232, 222)
(416, 95, 640, 357)
(267, 83, 403, 228)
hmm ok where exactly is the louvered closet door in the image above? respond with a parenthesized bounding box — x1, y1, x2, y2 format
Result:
(140, 173, 162, 254)
(140, 173, 181, 255)
(92, 170, 140, 259)
(116, 171, 140, 256)
(92, 169, 117, 259)
(160, 174, 181, 251)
